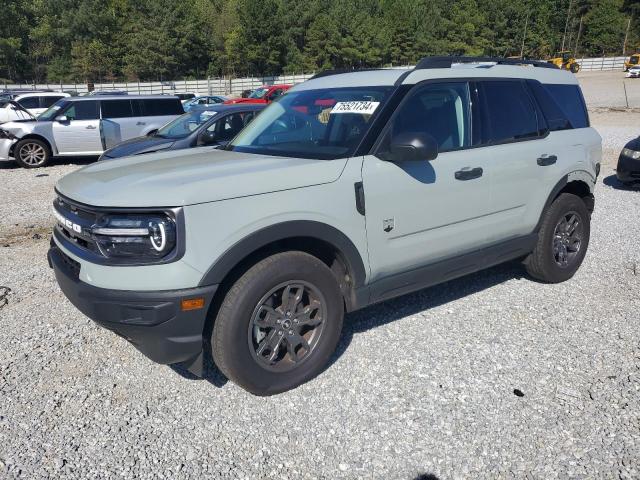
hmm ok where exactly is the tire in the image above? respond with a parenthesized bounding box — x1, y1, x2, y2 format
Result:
(525, 193, 590, 283)
(212, 251, 344, 395)
(570, 63, 580, 73)
(14, 138, 51, 168)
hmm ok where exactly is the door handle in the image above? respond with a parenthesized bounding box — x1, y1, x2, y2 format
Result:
(455, 167, 483, 181)
(537, 154, 557, 166)
(136, 121, 146, 126)
(85, 125, 96, 130)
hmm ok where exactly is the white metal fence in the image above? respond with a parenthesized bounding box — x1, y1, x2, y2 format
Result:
(1, 57, 633, 96)
(2, 74, 315, 97)
(576, 56, 628, 71)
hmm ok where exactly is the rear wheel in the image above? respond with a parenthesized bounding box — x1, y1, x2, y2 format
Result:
(211, 251, 344, 395)
(525, 193, 590, 283)
(570, 62, 580, 73)
(14, 138, 51, 168)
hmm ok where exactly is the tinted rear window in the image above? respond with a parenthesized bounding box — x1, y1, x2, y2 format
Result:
(527, 81, 572, 131)
(64, 101, 100, 120)
(478, 80, 540, 144)
(101, 99, 134, 118)
(18, 96, 39, 109)
(41, 96, 65, 108)
(543, 84, 589, 128)
(137, 98, 183, 116)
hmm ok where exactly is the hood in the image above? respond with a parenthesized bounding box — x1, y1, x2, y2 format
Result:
(625, 137, 640, 150)
(0, 120, 38, 136)
(224, 98, 266, 105)
(102, 135, 176, 159)
(56, 148, 348, 208)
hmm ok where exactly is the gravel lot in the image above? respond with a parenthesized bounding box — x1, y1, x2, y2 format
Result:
(1, 72, 639, 479)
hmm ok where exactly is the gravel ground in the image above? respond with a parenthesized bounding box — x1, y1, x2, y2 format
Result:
(1, 75, 639, 479)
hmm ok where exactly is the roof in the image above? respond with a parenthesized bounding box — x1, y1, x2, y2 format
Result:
(15, 92, 70, 98)
(67, 95, 180, 101)
(292, 56, 578, 92)
(190, 103, 265, 112)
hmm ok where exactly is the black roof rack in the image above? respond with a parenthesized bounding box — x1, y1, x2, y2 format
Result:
(309, 68, 388, 80)
(415, 56, 559, 70)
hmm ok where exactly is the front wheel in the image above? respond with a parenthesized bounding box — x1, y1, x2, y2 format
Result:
(570, 63, 580, 73)
(14, 138, 51, 168)
(211, 251, 344, 395)
(525, 193, 590, 283)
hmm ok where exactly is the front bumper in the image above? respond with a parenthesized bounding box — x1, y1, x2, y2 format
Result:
(616, 153, 640, 183)
(48, 243, 218, 370)
(0, 138, 17, 161)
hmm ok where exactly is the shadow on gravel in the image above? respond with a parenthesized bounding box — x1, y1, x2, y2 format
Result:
(168, 343, 228, 388)
(602, 174, 640, 190)
(413, 474, 440, 480)
(169, 260, 527, 390)
(329, 260, 527, 370)
(0, 155, 97, 170)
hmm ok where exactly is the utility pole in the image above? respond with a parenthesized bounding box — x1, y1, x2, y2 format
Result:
(520, 9, 530, 58)
(561, 0, 574, 51)
(574, 16, 584, 57)
(623, 16, 632, 55)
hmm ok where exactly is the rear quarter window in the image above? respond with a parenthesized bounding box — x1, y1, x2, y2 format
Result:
(477, 80, 540, 144)
(542, 84, 589, 128)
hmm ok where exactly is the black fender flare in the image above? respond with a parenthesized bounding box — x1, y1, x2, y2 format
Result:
(534, 172, 594, 232)
(198, 220, 367, 289)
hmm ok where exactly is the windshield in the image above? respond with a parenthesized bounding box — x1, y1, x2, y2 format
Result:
(38, 100, 70, 121)
(631, 56, 639, 65)
(249, 88, 269, 99)
(156, 109, 217, 138)
(228, 86, 393, 160)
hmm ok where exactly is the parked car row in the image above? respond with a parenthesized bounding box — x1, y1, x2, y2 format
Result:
(0, 92, 71, 123)
(0, 83, 294, 168)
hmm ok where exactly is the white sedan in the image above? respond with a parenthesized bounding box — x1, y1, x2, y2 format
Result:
(626, 66, 640, 78)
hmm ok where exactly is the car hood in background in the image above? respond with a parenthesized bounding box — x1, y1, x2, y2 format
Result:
(56, 148, 348, 207)
(102, 136, 176, 159)
(224, 98, 266, 105)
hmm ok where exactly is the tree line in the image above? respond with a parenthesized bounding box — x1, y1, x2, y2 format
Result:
(1, 0, 639, 83)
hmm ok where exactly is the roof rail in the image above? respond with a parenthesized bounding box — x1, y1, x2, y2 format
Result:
(415, 56, 559, 70)
(309, 68, 389, 80)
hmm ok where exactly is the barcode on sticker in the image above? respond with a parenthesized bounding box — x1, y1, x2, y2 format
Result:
(330, 101, 380, 115)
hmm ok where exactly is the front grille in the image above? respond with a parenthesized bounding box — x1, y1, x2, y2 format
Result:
(53, 195, 102, 256)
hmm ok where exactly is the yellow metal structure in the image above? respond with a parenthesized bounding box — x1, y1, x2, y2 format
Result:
(547, 51, 581, 73)
(624, 54, 639, 71)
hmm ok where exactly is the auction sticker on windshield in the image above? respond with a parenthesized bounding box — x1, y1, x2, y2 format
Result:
(330, 101, 380, 115)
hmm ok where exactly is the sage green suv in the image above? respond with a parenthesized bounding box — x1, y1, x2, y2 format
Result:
(49, 57, 602, 395)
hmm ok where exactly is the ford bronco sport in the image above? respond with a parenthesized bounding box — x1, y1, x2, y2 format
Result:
(49, 56, 601, 395)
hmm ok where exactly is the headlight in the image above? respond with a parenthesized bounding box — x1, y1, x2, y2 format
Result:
(91, 213, 177, 261)
(622, 148, 640, 160)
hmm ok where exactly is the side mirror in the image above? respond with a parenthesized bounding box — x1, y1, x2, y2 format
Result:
(55, 115, 69, 123)
(385, 132, 438, 162)
(198, 130, 217, 146)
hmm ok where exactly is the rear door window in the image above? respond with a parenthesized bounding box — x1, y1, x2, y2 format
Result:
(40, 96, 65, 108)
(141, 98, 183, 116)
(542, 84, 589, 128)
(17, 96, 40, 109)
(527, 81, 572, 131)
(64, 101, 100, 121)
(477, 80, 541, 144)
(101, 99, 134, 118)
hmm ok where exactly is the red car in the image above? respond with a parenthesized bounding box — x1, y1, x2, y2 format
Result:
(224, 84, 292, 105)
